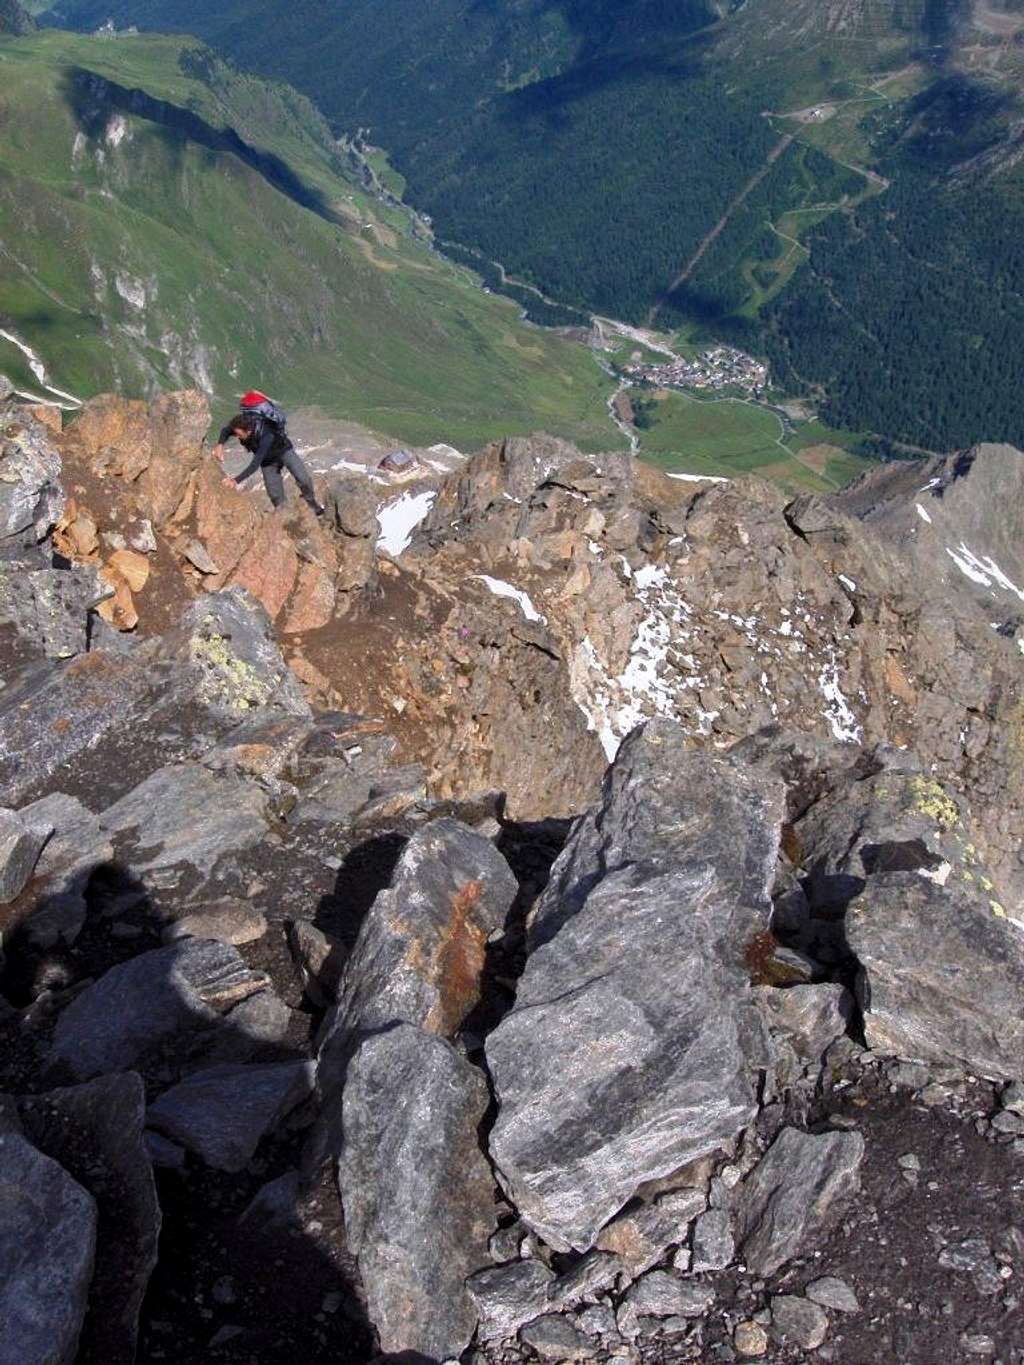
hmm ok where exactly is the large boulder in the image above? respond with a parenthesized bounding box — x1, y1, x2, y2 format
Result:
(486, 719, 784, 1251)
(0, 407, 64, 549)
(338, 1023, 495, 1360)
(0, 1133, 97, 1365)
(317, 818, 517, 1144)
(793, 769, 1024, 1077)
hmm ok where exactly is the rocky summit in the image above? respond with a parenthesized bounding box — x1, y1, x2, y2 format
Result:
(1, 382, 1024, 1365)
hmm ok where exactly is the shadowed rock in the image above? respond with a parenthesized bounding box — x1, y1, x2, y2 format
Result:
(16, 1072, 160, 1363)
(50, 939, 268, 1079)
(0, 1134, 97, 1365)
(147, 1060, 315, 1171)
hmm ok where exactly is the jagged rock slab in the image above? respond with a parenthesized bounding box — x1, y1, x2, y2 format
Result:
(50, 939, 267, 1079)
(0, 588, 311, 808)
(96, 762, 273, 885)
(318, 818, 517, 1140)
(795, 770, 1024, 1078)
(0, 804, 51, 903)
(736, 1126, 864, 1275)
(468, 1252, 623, 1344)
(0, 1133, 97, 1365)
(0, 414, 64, 545)
(752, 984, 854, 1095)
(158, 588, 311, 720)
(14, 793, 110, 948)
(17, 1073, 161, 1363)
(847, 874, 1024, 1079)
(187, 989, 293, 1067)
(0, 564, 112, 658)
(486, 719, 783, 1251)
(147, 1060, 314, 1171)
(594, 1189, 706, 1278)
(338, 1023, 495, 1360)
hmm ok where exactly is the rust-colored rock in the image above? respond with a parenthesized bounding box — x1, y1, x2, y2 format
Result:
(228, 515, 300, 620)
(107, 549, 150, 593)
(136, 391, 211, 528)
(63, 393, 153, 482)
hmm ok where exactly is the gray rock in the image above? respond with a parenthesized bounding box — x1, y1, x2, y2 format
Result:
(162, 900, 267, 946)
(520, 1314, 594, 1361)
(468, 1260, 557, 1342)
(161, 588, 312, 720)
(487, 721, 783, 1251)
(0, 804, 51, 903)
(0, 564, 112, 658)
(1002, 1080, 1024, 1115)
(691, 1208, 735, 1272)
(17, 1073, 161, 1362)
(319, 818, 517, 1143)
(15, 793, 109, 948)
(338, 1023, 495, 1360)
(237, 1169, 303, 1231)
(147, 1060, 314, 1171)
(575, 1303, 619, 1338)
(770, 1295, 829, 1350)
(938, 1237, 1003, 1296)
(129, 519, 157, 554)
(50, 939, 268, 1079)
(0, 417, 63, 544)
(806, 1276, 860, 1313)
(794, 770, 1024, 1079)
(753, 984, 853, 1070)
(145, 1131, 187, 1170)
(98, 762, 274, 885)
(191, 989, 293, 1067)
(183, 539, 220, 575)
(734, 1319, 770, 1357)
(288, 920, 347, 1009)
(736, 1127, 864, 1275)
(0, 1133, 97, 1365)
(625, 1270, 714, 1318)
(594, 1189, 706, 1278)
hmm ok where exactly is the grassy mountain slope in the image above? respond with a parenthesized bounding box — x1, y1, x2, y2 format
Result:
(0, 29, 620, 450)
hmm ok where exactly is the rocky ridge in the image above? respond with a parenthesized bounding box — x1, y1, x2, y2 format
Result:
(1, 378, 1023, 1363)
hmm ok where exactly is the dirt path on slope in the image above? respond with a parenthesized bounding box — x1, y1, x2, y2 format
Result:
(645, 133, 794, 327)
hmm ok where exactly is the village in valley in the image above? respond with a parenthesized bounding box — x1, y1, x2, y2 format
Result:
(623, 344, 770, 399)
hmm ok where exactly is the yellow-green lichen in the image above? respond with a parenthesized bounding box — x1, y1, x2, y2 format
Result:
(189, 632, 274, 712)
(909, 777, 960, 831)
(980, 876, 995, 893)
(991, 900, 1007, 919)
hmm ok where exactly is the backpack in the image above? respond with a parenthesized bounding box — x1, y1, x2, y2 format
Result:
(240, 390, 287, 429)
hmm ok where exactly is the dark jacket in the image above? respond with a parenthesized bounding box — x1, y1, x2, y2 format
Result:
(219, 417, 293, 484)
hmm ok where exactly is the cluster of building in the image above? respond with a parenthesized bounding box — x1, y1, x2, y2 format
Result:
(625, 345, 769, 398)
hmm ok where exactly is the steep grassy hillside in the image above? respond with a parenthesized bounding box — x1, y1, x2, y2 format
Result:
(0, 30, 621, 450)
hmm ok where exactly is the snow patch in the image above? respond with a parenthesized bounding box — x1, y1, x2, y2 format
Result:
(946, 543, 1024, 601)
(917, 861, 952, 887)
(818, 652, 862, 744)
(376, 490, 436, 556)
(666, 471, 729, 484)
(915, 503, 932, 525)
(838, 574, 857, 592)
(0, 328, 82, 407)
(475, 575, 545, 623)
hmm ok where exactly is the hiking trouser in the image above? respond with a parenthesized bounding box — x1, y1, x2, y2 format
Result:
(261, 447, 319, 510)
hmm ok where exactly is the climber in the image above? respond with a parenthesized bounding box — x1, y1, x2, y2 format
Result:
(211, 410, 325, 516)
